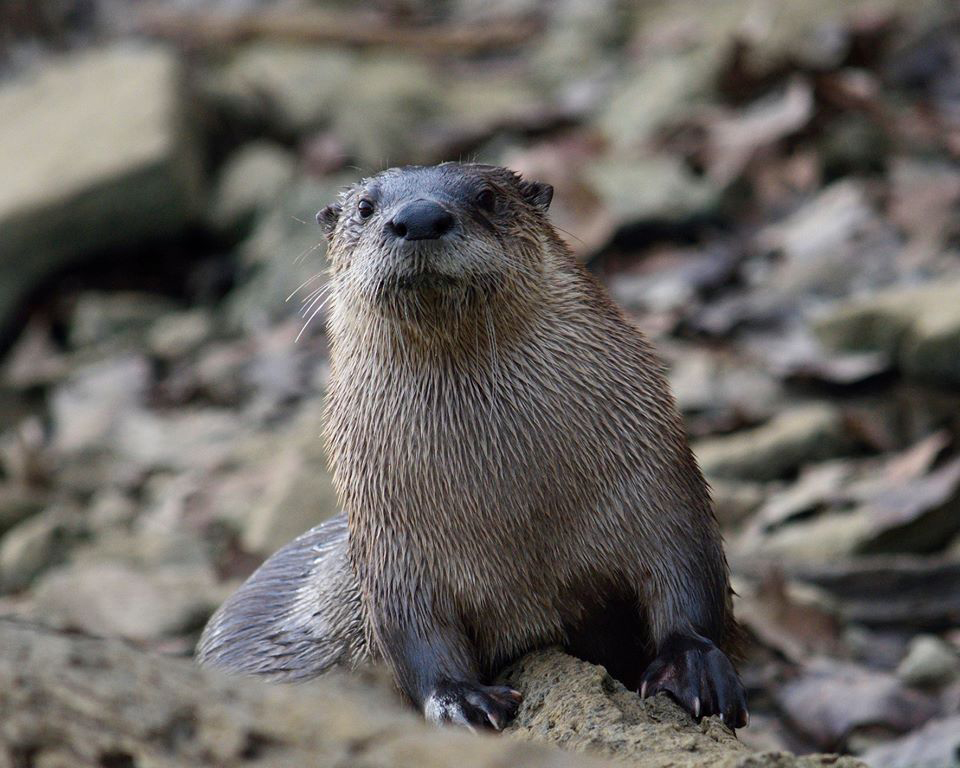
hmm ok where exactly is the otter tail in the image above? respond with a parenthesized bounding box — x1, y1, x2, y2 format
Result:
(196, 514, 368, 681)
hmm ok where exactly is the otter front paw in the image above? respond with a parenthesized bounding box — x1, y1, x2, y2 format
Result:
(640, 633, 749, 729)
(424, 680, 522, 731)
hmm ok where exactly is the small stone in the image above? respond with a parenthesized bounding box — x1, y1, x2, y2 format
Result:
(695, 404, 848, 482)
(69, 292, 178, 350)
(757, 180, 899, 298)
(897, 635, 960, 688)
(0, 507, 85, 594)
(240, 403, 339, 555)
(0, 483, 47, 537)
(51, 356, 150, 455)
(710, 479, 765, 529)
(84, 489, 138, 532)
(587, 154, 720, 228)
(147, 309, 214, 360)
(114, 408, 243, 473)
(598, 49, 717, 151)
(738, 510, 874, 563)
(32, 560, 218, 642)
(814, 279, 960, 386)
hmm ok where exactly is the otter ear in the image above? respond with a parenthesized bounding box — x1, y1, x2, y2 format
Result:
(519, 180, 554, 212)
(316, 203, 342, 239)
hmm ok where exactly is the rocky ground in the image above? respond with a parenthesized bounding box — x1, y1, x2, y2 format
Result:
(1, 1, 960, 766)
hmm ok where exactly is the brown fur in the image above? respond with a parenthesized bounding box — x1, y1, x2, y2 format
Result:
(323, 164, 740, 676)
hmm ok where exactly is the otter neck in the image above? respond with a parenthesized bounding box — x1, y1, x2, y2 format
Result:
(328, 279, 547, 372)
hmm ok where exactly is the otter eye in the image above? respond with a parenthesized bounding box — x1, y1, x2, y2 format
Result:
(475, 188, 496, 212)
(358, 198, 375, 219)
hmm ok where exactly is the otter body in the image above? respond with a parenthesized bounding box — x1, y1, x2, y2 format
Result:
(198, 164, 748, 730)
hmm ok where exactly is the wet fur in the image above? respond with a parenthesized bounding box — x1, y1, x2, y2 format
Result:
(198, 163, 741, 709)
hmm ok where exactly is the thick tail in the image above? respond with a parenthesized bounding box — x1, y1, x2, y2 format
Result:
(196, 514, 368, 681)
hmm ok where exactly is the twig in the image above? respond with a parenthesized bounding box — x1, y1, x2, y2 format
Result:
(138, 6, 542, 55)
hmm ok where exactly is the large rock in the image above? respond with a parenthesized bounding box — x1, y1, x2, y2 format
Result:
(0, 45, 202, 337)
(813, 279, 960, 386)
(0, 620, 860, 768)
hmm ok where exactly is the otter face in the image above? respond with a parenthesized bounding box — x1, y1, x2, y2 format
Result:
(317, 163, 553, 317)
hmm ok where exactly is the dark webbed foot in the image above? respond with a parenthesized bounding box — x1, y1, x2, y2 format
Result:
(640, 633, 749, 729)
(424, 680, 522, 731)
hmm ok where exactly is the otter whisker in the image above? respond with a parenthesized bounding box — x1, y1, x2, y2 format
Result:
(293, 240, 326, 266)
(287, 273, 326, 302)
(299, 285, 333, 318)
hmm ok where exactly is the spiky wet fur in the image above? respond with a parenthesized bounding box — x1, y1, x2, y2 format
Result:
(198, 163, 741, 700)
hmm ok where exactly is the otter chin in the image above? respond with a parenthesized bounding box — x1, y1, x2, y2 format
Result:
(197, 162, 749, 732)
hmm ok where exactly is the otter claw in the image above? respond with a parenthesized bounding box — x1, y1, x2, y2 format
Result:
(640, 633, 748, 729)
(424, 681, 522, 731)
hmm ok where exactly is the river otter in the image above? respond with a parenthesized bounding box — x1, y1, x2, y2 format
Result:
(197, 162, 748, 731)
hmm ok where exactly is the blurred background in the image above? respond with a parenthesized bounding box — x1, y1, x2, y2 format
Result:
(1, 0, 959, 765)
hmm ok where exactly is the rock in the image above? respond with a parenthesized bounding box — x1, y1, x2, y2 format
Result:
(208, 141, 297, 235)
(194, 339, 254, 404)
(332, 54, 444, 167)
(84, 489, 138, 532)
(587, 154, 720, 229)
(204, 44, 356, 137)
(598, 48, 718, 151)
(147, 309, 214, 360)
(72, 529, 212, 572)
(0, 507, 85, 594)
(227, 174, 351, 332)
(665, 345, 782, 431)
(114, 407, 243, 473)
(896, 635, 959, 688)
(502, 649, 862, 767)
(813, 279, 960, 386)
(0, 621, 864, 768)
(710, 479, 766, 529)
(757, 181, 900, 298)
(774, 658, 938, 752)
(694, 404, 848, 482)
(529, 0, 625, 87)
(888, 158, 960, 259)
(736, 510, 874, 563)
(0, 484, 46, 537)
(0, 45, 202, 336)
(240, 404, 339, 555)
(818, 114, 888, 178)
(68, 291, 179, 350)
(32, 559, 218, 642)
(0, 619, 599, 768)
(901, 297, 960, 388)
(50, 356, 150, 455)
(862, 715, 960, 768)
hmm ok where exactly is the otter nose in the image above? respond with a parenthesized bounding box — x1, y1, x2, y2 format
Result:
(388, 200, 454, 241)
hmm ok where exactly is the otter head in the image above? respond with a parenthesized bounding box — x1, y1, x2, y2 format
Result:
(317, 163, 554, 335)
